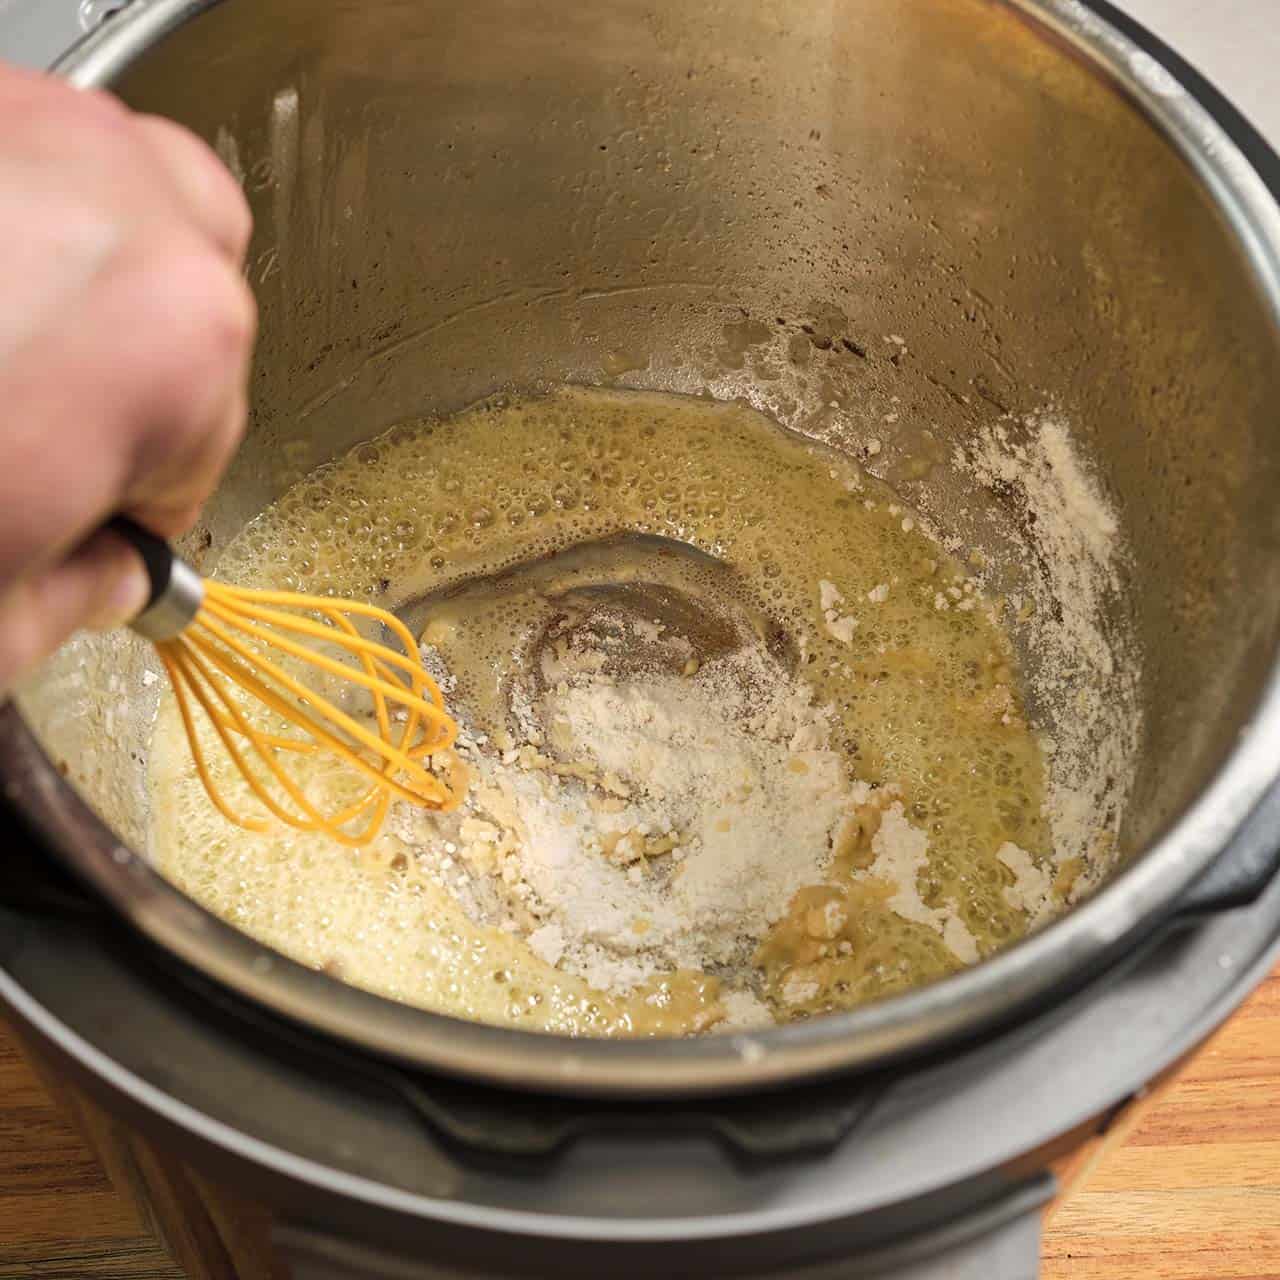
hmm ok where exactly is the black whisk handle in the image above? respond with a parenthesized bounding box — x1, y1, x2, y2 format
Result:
(106, 516, 204, 641)
(106, 515, 175, 611)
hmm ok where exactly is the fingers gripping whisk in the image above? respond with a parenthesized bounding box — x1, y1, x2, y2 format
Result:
(110, 517, 462, 845)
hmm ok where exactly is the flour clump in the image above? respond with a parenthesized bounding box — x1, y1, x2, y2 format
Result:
(399, 645, 866, 999)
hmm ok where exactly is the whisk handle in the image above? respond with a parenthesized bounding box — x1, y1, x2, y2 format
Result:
(107, 515, 205, 641)
(107, 515, 171, 607)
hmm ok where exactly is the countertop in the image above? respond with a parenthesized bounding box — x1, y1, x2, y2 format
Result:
(1119, 0, 1280, 142)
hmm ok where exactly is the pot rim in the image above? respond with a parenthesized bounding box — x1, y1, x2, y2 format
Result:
(8, 0, 1280, 1097)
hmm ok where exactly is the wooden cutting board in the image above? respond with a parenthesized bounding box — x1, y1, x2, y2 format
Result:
(2, 964, 1279, 1280)
(1042, 964, 1280, 1279)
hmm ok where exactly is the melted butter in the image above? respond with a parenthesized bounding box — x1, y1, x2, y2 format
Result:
(148, 386, 1050, 1035)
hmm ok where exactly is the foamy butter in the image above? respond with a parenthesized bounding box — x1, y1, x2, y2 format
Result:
(148, 387, 1055, 1036)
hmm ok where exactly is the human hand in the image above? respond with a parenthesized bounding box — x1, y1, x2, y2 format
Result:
(0, 62, 256, 692)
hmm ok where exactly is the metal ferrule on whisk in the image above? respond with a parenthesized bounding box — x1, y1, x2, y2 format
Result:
(107, 515, 205, 641)
(130, 556, 205, 641)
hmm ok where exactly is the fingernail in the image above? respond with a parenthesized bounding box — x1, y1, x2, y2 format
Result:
(87, 563, 152, 631)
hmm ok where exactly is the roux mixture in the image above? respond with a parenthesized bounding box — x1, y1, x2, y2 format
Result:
(148, 387, 1070, 1035)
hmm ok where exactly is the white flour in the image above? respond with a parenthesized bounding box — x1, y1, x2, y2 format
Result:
(868, 803, 979, 964)
(955, 410, 1139, 891)
(818, 578, 859, 644)
(489, 650, 856, 986)
(392, 644, 979, 1010)
(996, 841, 1056, 927)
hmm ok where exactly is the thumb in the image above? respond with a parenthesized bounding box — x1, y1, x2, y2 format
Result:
(0, 529, 151, 692)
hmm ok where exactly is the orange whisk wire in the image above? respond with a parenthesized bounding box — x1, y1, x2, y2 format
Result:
(154, 582, 462, 845)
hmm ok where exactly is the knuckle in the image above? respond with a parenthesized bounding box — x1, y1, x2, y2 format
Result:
(77, 88, 129, 125)
(219, 391, 251, 457)
(28, 85, 124, 135)
(219, 271, 259, 354)
(201, 173, 254, 260)
(133, 111, 200, 154)
(157, 246, 258, 364)
(225, 186, 254, 257)
(197, 261, 257, 359)
(63, 89, 135, 154)
(115, 244, 256, 491)
(134, 113, 254, 257)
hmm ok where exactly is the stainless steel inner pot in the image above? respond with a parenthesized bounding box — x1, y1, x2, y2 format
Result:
(7, 0, 1280, 1096)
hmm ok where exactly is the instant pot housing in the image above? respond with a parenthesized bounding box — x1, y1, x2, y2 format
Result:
(3, 1, 1280, 1276)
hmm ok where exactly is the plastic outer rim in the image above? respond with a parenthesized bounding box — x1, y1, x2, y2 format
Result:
(2, 0, 1278, 1097)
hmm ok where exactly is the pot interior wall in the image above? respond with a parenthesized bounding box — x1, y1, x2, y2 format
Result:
(18, 0, 1280, 898)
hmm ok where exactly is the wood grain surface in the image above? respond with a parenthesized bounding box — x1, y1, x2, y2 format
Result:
(2, 964, 1279, 1279)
